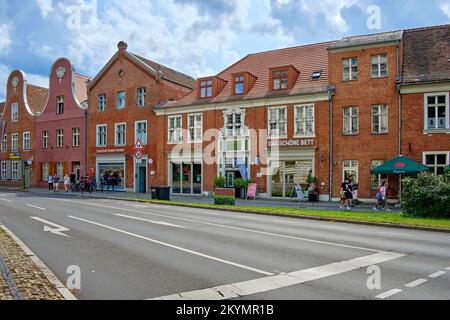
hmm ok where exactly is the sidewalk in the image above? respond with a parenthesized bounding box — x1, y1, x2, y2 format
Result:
(22, 187, 402, 213)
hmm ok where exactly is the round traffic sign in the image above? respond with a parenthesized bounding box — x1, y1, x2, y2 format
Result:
(134, 151, 143, 160)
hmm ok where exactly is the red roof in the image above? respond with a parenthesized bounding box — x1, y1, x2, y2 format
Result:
(163, 41, 334, 109)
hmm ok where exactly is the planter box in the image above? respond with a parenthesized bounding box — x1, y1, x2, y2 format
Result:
(215, 188, 235, 197)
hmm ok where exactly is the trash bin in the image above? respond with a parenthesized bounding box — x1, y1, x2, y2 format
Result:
(151, 186, 171, 200)
(151, 186, 160, 200)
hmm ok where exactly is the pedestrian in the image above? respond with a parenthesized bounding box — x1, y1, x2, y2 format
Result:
(107, 174, 115, 192)
(340, 178, 351, 210)
(373, 181, 385, 211)
(53, 174, 60, 192)
(70, 172, 76, 192)
(47, 175, 53, 192)
(89, 175, 96, 193)
(347, 176, 355, 208)
(381, 181, 391, 212)
(80, 176, 86, 194)
(64, 174, 71, 193)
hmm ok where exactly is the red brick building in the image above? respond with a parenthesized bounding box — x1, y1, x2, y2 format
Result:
(87, 41, 196, 192)
(35, 58, 91, 187)
(155, 42, 334, 199)
(0, 70, 48, 187)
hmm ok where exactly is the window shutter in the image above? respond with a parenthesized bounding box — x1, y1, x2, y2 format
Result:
(6, 161, 11, 180)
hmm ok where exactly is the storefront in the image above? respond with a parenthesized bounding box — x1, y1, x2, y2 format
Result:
(96, 154, 126, 190)
(168, 151, 203, 195)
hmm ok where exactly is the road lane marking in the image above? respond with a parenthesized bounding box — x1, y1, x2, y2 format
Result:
(151, 251, 405, 300)
(447, 267, 450, 270)
(0, 198, 12, 202)
(68, 215, 273, 276)
(26, 204, 47, 211)
(405, 279, 428, 288)
(114, 214, 185, 229)
(429, 271, 446, 279)
(30, 217, 71, 238)
(52, 199, 380, 253)
(378, 232, 412, 237)
(376, 289, 402, 300)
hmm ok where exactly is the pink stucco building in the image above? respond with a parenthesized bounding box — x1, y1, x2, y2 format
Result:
(35, 58, 91, 186)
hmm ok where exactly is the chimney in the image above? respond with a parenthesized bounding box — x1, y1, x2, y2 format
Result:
(117, 41, 128, 51)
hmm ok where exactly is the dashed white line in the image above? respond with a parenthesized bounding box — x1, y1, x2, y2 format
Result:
(26, 204, 46, 211)
(114, 214, 185, 229)
(68, 215, 273, 276)
(0, 198, 12, 202)
(376, 289, 403, 300)
(378, 231, 412, 237)
(446, 267, 450, 271)
(429, 271, 446, 279)
(405, 279, 428, 288)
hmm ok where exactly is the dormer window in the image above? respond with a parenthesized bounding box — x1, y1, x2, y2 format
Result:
(273, 70, 288, 90)
(270, 66, 298, 92)
(200, 80, 213, 98)
(234, 75, 244, 95)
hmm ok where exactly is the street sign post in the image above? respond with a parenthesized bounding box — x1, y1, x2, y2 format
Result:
(134, 139, 144, 197)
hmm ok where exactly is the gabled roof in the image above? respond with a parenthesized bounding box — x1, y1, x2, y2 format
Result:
(329, 30, 403, 50)
(74, 73, 92, 104)
(162, 41, 333, 109)
(26, 84, 49, 115)
(402, 24, 450, 84)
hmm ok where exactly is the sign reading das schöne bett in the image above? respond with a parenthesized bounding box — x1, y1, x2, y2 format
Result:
(268, 139, 315, 148)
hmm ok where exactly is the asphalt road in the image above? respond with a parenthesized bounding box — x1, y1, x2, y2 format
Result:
(0, 191, 449, 300)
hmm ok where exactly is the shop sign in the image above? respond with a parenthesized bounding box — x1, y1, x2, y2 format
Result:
(268, 139, 314, 148)
(9, 153, 21, 159)
(96, 148, 125, 154)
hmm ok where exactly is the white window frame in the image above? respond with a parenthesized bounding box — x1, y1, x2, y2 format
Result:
(135, 120, 148, 145)
(11, 161, 19, 180)
(72, 128, 80, 147)
(168, 115, 183, 144)
(294, 104, 315, 138)
(187, 113, 203, 143)
(225, 112, 244, 137)
(424, 92, 449, 132)
(268, 106, 287, 138)
(1, 134, 7, 152)
(56, 129, 64, 148)
(42, 163, 49, 182)
(343, 106, 359, 135)
(98, 94, 106, 112)
(11, 133, 18, 151)
(23, 132, 30, 150)
(11, 103, 18, 122)
(1, 161, 7, 180)
(371, 104, 389, 134)
(137, 87, 146, 107)
(115, 123, 126, 146)
(42, 131, 49, 149)
(343, 160, 358, 184)
(423, 152, 450, 175)
(342, 58, 358, 81)
(57, 96, 64, 115)
(117, 91, 126, 109)
(56, 162, 64, 178)
(371, 54, 388, 78)
(96, 124, 107, 147)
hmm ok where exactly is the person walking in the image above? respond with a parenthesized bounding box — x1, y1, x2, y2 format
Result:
(381, 181, 391, 212)
(53, 174, 60, 192)
(70, 172, 76, 192)
(373, 181, 385, 211)
(47, 175, 54, 192)
(64, 174, 71, 193)
(340, 178, 351, 210)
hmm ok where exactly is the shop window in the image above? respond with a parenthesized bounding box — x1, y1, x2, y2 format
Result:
(1, 161, 7, 180)
(11, 161, 19, 180)
(98, 163, 125, 190)
(271, 160, 313, 198)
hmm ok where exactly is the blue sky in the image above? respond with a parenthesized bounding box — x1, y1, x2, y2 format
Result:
(0, 0, 449, 101)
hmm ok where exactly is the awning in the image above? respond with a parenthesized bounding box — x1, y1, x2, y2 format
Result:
(371, 155, 430, 175)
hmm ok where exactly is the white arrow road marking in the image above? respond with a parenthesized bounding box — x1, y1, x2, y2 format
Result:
(151, 251, 405, 300)
(68, 215, 273, 276)
(26, 204, 46, 211)
(30, 217, 70, 238)
(114, 214, 185, 229)
(376, 289, 403, 300)
(0, 198, 12, 202)
(429, 271, 446, 279)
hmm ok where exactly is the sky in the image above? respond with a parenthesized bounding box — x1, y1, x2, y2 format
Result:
(0, 0, 449, 101)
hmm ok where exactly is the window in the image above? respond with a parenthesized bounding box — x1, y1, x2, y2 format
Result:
(11, 103, 18, 121)
(294, 104, 315, 137)
(98, 94, 106, 112)
(115, 123, 126, 146)
(268, 107, 287, 138)
(23, 132, 30, 150)
(273, 70, 288, 90)
(135, 121, 147, 145)
(188, 114, 203, 142)
(425, 93, 449, 130)
(137, 87, 146, 107)
(57, 96, 64, 114)
(56, 162, 64, 178)
(1, 161, 7, 180)
(425, 153, 449, 175)
(372, 105, 389, 134)
(11, 161, 19, 180)
(42, 131, 49, 149)
(200, 80, 213, 98)
(371, 54, 388, 78)
(226, 113, 242, 137)
(56, 129, 64, 148)
(168, 116, 182, 143)
(371, 160, 387, 190)
(11, 133, 18, 151)
(42, 163, 48, 181)
(72, 128, 80, 147)
(343, 160, 358, 183)
(343, 58, 358, 81)
(234, 76, 244, 95)
(96, 125, 107, 147)
(343, 107, 359, 135)
(117, 91, 126, 109)
(1, 134, 6, 152)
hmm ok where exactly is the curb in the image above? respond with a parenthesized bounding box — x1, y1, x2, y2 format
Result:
(0, 224, 78, 300)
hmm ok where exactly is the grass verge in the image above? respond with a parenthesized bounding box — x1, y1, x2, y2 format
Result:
(128, 198, 450, 231)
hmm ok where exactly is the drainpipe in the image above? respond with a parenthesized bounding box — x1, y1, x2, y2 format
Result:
(84, 109, 88, 177)
(396, 39, 402, 156)
(327, 85, 336, 202)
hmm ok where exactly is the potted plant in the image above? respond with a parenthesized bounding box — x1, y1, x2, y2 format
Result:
(234, 178, 249, 199)
(307, 175, 320, 202)
(214, 176, 235, 197)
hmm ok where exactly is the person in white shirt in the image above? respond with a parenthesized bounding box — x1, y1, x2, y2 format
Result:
(48, 175, 53, 192)
(64, 174, 71, 193)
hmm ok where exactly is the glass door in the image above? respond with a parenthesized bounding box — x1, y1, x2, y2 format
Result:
(172, 163, 181, 194)
(182, 163, 192, 194)
(193, 164, 202, 195)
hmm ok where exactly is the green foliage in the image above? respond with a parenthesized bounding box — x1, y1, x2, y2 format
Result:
(214, 196, 236, 206)
(307, 175, 319, 184)
(234, 178, 249, 189)
(214, 176, 226, 188)
(401, 173, 450, 218)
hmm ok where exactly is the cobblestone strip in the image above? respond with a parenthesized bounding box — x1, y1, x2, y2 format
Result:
(0, 255, 24, 300)
(0, 225, 76, 300)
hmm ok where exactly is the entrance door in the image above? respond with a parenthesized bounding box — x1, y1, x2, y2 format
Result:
(226, 172, 235, 188)
(138, 165, 146, 193)
(24, 165, 31, 188)
(72, 162, 81, 180)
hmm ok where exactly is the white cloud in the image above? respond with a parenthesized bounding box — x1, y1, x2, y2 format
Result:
(439, 0, 450, 18)
(0, 24, 11, 55)
(36, 0, 54, 18)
